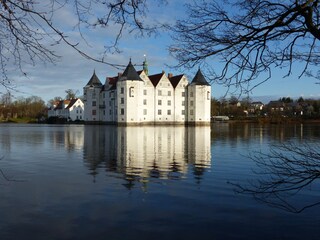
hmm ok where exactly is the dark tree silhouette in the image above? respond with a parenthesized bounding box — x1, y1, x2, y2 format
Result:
(233, 141, 320, 213)
(170, 0, 320, 92)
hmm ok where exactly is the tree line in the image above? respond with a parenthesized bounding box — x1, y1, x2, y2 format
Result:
(211, 96, 320, 119)
(0, 89, 79, 121)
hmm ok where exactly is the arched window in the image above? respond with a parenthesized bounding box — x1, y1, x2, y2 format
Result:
(129, 87, 134, 97)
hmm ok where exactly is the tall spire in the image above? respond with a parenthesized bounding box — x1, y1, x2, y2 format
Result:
(143, 54, 149, 76)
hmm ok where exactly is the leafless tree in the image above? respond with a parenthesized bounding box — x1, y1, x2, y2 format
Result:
(232, 141, 320, 213)
(0, 0, 162, 88)
(169, 0, 320, 93)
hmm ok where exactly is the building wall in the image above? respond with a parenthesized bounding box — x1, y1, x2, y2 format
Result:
(83, 70, 211, 124)
(187, 85, 211, 124)
(117, 80, 144, 124)
(154, 75, 174, 123)
(173, 76, 188, 123)
(84, 86, 101, 122)
(69, 99, 84, 121)
(140, 72, 155, 123)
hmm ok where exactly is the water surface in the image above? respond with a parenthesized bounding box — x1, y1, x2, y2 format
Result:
(0, 123, 319, 240)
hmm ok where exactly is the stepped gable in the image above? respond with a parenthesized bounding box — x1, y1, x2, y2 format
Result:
(149, 72, 164, 87)
(169, 74, 184, 88)
(86, 70, 102, 87)
(120, 60, 143, 81)
(190, 69, 210, 86)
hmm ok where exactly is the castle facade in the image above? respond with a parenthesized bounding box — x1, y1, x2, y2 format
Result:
(83, 60, 211, 125)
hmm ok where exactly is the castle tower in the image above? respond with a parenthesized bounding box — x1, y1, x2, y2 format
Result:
(83, 70, 103, 122)
(116, 60, 144, 125)
(187, 69, 211, 125)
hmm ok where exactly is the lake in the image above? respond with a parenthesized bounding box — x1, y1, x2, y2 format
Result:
(0, 123, 319, 240)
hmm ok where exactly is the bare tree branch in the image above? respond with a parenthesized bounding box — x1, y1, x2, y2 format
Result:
(0, 0, 162, 89)
(169, 0, 320, 93)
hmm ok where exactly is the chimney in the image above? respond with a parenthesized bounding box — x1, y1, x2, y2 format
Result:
(168, 73, 173, 78)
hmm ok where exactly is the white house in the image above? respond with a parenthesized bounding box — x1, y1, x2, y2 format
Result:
(48, 98, 84, 121)
(83, 60, 211, 125)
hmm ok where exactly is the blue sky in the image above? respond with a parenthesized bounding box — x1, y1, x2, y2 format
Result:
(5, 0, 320, 104)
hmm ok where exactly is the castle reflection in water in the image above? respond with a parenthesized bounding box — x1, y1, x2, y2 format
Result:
(82, 126, 211, 182)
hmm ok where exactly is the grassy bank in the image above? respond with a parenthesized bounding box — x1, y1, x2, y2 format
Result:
(0, 117, 38, 124)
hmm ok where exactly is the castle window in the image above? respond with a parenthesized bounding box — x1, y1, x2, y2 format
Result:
(182, 92, 185, 97)
(168, 100, 171, 106)
(129, 87, 134, 97)
(121, 87, 124, 94)
(143, 109, 147, 115)
(143, 99, 147, 105)
(190, 109, 194, 115)
(120, 108, 124, 115)
(121, 98, 124, 104)
(182, 110, 185, 115)
(190, 101, 194, 106)
(207, 91, 210, 100)
(144, 89, 147, 95)
(158, 100, 162, 105)
(167, 110, 171, 115)
(190, 91, 194, 97)
(92, 101, 96, 106)
(168, 91, 171, 96)
(158, 90, 162, 96)
(92, 110, 96, 115)
(182, 101, 185, 106)
(158, 109, 162, 115)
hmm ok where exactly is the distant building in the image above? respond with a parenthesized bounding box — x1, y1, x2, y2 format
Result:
(83, 60, 211, 125)
(48, 98, 84, 121)
(249, 101, 264, 113)
(267, 101, 285, 112)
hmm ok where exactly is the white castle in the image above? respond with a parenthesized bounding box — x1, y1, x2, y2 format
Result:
(83, 59, 211, 125)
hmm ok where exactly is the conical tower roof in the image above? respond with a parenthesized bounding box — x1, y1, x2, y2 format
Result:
(85, 70, 102, 87)
(190, 69, 210, 86)
(120, 60, 143, 81)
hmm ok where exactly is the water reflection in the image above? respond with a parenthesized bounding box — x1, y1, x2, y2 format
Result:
(83, 126, 211, 184)
(211, 122, 320, 144)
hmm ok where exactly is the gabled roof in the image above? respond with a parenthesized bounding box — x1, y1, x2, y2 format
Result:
(107, 76, 118, 90)
(190, 69, 210, 86)
(169, 74, 184, 88)
(54, 100, 71, 110)
(66, 99, 79, 109)
(120, 60, 143, 81)
(149, 72, 164, 87)
(86, 71, 102, 87)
